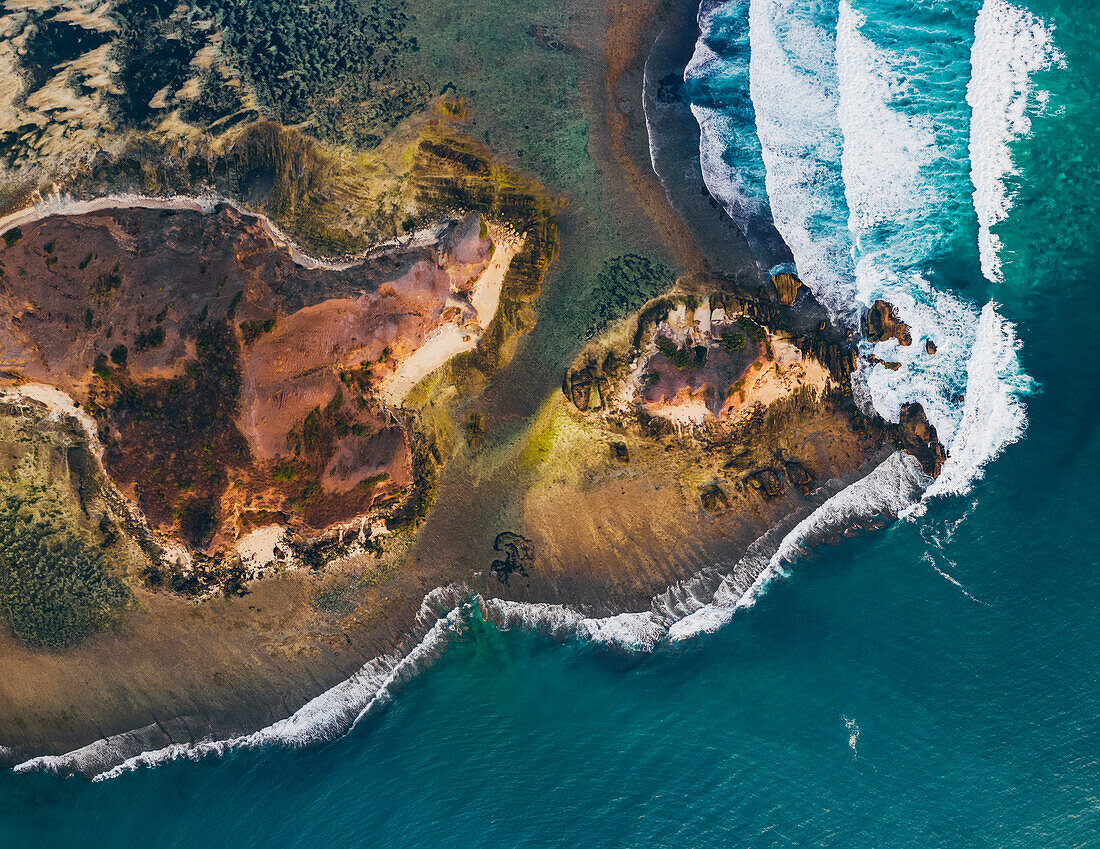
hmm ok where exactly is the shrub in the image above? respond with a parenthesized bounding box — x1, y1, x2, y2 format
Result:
(196, 0, 426, 146)
(134, 325, 166, 351)
(590, 254, 675, 334)
(0, 499, 131, 648)
(741, 318, 766, 343)
(721, 330, 746, 352)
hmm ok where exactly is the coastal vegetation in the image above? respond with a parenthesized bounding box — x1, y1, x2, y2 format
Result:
(0, 496, 131, 649)
(197, 0, 426, 146)
(589, 254, 676, 335)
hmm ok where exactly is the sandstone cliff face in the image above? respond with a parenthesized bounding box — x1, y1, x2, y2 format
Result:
(771, 272, 802, 306)
(897, 402, 946, 478)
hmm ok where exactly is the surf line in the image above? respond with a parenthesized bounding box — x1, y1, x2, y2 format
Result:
(14, 450, 927, 781)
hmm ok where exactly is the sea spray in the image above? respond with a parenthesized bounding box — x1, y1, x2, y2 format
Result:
(917, 303, 1031, 505)
(746, 0, 856, 323)
(688, 0, 1043, 500)
(16, 589, 473, 781)
(684, 0, 768, 232)
(668, 451, 927, 640)
(968, 0, 1064, 283)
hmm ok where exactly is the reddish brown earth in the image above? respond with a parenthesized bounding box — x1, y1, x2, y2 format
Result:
(0, 206, 495, 554)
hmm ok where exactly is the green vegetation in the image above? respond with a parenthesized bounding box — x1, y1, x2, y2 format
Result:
(181, 71, 247, 129)
(196, 0, 426, 146)
(107, 0, 205, 127)
(741, 317, 766, 343)
(589, 254, 675, 335)
(721, 329, 746, 352)
(101, 320, 248, 535)
(227, 122, 367, 255)
(225, 290, 244, 319)
(110, 344, 129, 366)
(2, 228, 22, 249)
(655, 335, 706, 371)
(240, 317, 276, 344)
(21, 14, 109, 93)
(134, 326, 165, 352)
(271, 462, 297, 482)
(0, 497, 131, 649)
(177, 497, 217, 547)
(301, 407, 323, 449)
(93, 264, 122, 295)
(92, 353, 112, 378)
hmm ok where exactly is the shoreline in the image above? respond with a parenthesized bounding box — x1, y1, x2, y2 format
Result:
(11, 444, 923, 780)
(0, 191, 441, 273)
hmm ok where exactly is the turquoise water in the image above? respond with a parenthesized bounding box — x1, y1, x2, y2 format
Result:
(3, 0, 1098, 844)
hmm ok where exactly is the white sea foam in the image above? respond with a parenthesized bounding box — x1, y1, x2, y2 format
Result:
(16, 589, 470, 781)
(685, 0, 769, 232)
(14, 452, 929, 780)
(747, 0, 857, 324)
(968, 0, 1064, 283)
(918, 302, 1030, 504)
(843, 716, 860, 756)
(836, 2, 940, 232)
(833, 1, 1033, 502)
(669, 451, 926, 641)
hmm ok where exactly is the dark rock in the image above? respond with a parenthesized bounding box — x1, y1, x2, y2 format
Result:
(746, 467, 785, 499)
(489, 532, 535, 585)
(783, 460, 813, 495)
(926, 338, 937, 355)
(699, 483, 730, 515)
(897, 402, 947, 478)
(865, 300, 912, 346)
(613, 442, 629, 463)
(867, 354, 902, 371)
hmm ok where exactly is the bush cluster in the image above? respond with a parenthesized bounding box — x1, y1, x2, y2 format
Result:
(0, 498, 131, 648)
(198, 0, 426, 146)
(589, 254, 675, 335)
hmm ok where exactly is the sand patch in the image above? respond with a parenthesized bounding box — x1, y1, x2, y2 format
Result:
(379, 229, 522, 406)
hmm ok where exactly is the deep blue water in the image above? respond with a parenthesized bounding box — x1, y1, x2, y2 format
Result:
(3, 0, 1098, 845)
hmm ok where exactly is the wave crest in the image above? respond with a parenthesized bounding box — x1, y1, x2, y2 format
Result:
(968, 0, 1064, 283)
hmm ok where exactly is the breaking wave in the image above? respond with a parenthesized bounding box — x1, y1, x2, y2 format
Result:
(6, 0, 1065, 785)
(968, 0, 1064, 283)
(688, 0, 1058, 501)
(16, 449, 927, 781)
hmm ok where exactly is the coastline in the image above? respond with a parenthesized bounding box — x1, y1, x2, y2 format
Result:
(11, 444, 922, 780)
(1, 0, 925, 778)
(0, 191, 441, 272)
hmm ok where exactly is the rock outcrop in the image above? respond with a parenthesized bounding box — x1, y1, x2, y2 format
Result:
(770, 272, 802, 306)
(897, 402, 947, 478)
(865, 300, 912, 347)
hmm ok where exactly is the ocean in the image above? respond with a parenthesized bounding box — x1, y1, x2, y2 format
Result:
(3, 0, 1097, 844)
